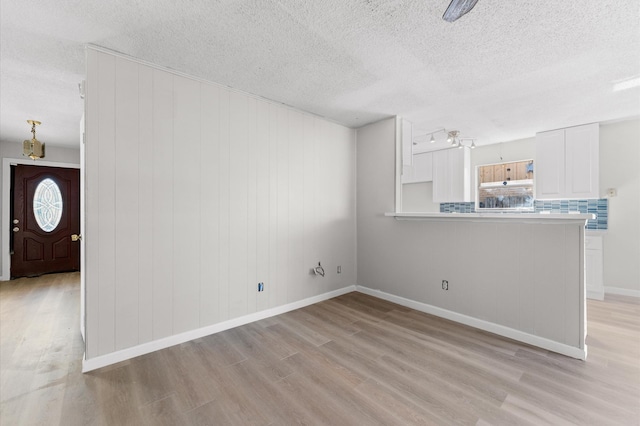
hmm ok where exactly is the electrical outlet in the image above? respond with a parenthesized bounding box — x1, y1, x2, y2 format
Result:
(442, 280, 449, 291)
(337, 266, 342, 274)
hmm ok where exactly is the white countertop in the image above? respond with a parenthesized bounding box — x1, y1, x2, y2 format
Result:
(385, 212, 595, 224)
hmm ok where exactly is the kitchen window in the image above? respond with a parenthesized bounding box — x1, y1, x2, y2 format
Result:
(476, 160, 534, 211)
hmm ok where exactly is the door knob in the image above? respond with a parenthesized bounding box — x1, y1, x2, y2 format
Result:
(13, 227, 19, 232)
(71, 234, 82, 242)
(12, 219, 19, 224)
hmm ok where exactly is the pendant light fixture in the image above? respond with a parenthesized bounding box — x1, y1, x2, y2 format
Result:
(413, 128, 446, 145)
(414, 128, 477, 148)
(447, 130, 460, 146)
(23, 120, 45, 160)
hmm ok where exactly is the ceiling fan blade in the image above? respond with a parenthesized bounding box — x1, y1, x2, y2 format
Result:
(443, 0, 480, 22)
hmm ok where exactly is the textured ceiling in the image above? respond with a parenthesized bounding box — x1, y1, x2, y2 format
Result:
(1, 0, 639, 148)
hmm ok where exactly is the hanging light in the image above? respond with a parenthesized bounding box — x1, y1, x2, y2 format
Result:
(23, 120, 45, 160)
(413, 128, 446, 145)
(457, 137, 477, 149)
(447, 130, 459, 146)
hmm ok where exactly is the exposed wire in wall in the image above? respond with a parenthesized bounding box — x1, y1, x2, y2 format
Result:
(313, 262, 325, 277)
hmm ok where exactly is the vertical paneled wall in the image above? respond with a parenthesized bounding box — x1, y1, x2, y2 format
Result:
(85, 49, 356, 359)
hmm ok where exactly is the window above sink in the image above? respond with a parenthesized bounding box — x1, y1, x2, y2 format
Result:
(476, 160, 534, 211)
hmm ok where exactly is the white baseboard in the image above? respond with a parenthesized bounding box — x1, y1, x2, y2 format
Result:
(82, 285, 356, 372)
(587, 289, 605, 300)
(604, 286, 640, 298)
(356, 285, 586, 361)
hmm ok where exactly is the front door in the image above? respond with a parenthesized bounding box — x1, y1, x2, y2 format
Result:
(10, 165, 80, 278)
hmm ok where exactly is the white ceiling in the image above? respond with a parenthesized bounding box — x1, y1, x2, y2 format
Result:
(1, 0, 639, 148)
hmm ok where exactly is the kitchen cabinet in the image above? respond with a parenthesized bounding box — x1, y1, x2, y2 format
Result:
(493, 164, 505, 182)
(479, 166, 493, 184)
(536, 123, 599, 199)
(515, 161, 529, 180)
(402, 152, 433, 183)
(585, 234, 604, 300)
(402, 118, 412, 166)
(432, 147, 470, 203)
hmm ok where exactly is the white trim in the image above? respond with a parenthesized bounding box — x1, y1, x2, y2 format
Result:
(355, 285, 587, 361)
(587, 289, 605, 301)
(1, 158, 81, 281)
(604, 286, 640, 298)
(82, 285, 356, 372)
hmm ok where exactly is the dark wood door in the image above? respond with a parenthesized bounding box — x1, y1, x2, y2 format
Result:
(10, 165, 80, 278)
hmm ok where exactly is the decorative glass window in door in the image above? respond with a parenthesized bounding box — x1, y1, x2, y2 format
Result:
(33, 178, 63, 232)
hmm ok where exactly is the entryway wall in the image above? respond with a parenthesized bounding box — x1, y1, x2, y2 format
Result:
(0, 141, 80, 280)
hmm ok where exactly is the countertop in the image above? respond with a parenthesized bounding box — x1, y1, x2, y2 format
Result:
(385, 212, 595, 224)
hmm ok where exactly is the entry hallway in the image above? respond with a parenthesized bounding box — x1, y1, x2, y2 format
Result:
(1, 273, 639, 425)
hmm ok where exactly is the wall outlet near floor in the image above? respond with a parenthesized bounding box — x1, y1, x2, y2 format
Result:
(442, 280, 449, 291)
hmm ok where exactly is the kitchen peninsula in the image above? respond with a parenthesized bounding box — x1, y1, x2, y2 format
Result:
(373, 211, 592, 360)
(357, 117, 595, 365)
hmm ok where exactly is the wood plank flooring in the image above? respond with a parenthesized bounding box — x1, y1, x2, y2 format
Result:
(1, 273, 639, 425)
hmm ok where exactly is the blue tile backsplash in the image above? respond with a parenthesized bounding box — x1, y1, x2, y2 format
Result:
(440, 199, 608, 230)
(440, 202, 475, 214)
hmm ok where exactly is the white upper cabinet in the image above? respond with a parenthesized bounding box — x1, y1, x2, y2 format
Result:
(432, 147, 470, 203)
(536, 123, 599, 199)
(401, 118, 434, 184)
(565, 124, 599, 198)
(403, 152, 433, 183)
(402, 118, 413, 166)
(401, 119, 414, 183)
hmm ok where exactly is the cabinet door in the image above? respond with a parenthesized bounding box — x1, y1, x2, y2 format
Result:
(432, 149, 449, 202)
(536, 129, 565, 199)
(448, 148, 470, 202)
(412, 152, 433, 182)
(433, 148, 470, 203)
(493, 164, 505, 182)
(515, 161, 529, 180)
(401, 165, 414, 183)
(479, 165, 493, 183)
(402, 119, 413, 166)
(585, 235, 604, 300)
(565, 123, 599, 199)
(504, 163, 516, 181)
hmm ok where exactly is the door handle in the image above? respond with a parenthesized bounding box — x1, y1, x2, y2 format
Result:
(71, 234, 82, 242)
(13, 227, 19, 232)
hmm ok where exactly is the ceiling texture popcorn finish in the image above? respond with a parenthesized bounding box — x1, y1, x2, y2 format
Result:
(1, 0, 639, 148)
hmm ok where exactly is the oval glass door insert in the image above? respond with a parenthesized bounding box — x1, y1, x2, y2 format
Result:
(33, 178, 63, 232)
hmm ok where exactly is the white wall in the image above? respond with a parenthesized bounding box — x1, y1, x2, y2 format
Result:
(0, 141, 80, 279)
(84, 48, 356, 360)
(600, 119, 640, 294)
(357, 118, 585, 356)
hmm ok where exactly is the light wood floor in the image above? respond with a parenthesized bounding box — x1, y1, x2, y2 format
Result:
(1, 273, 639, 425)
